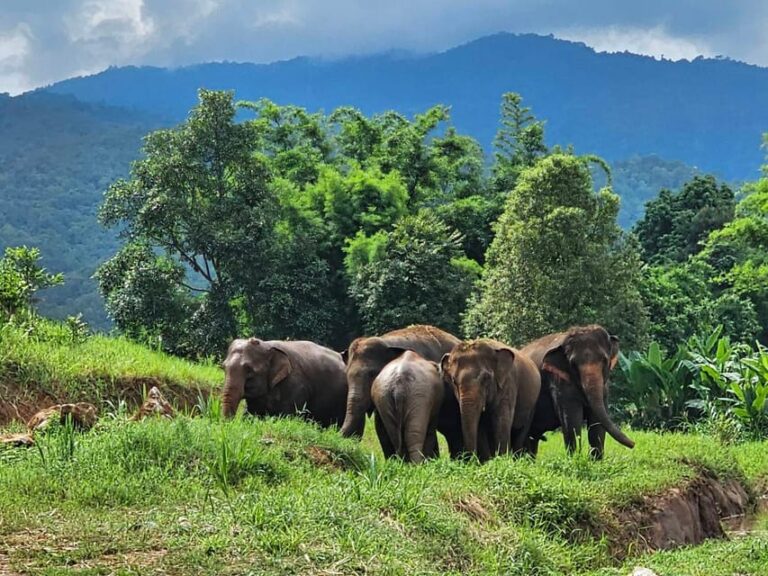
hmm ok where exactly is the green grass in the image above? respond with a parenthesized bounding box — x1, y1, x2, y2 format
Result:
(2, 415, 768, 575)
(0, 318, 222, 410)
(3, 320, 768, 574)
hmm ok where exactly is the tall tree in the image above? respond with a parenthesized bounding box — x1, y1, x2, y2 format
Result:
(492, 92, 548, 195)
(463, 154, 648, 347)
(634, 175, 735, 263)
(97, 90, 276, 355)
(345, 212, 479, 335)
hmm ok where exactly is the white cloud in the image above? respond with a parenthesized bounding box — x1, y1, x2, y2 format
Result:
(556, 25, 712, 61)
(0, 23, 32, 94)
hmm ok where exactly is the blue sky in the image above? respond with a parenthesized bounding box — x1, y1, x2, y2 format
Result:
(2, 0, 767, 94)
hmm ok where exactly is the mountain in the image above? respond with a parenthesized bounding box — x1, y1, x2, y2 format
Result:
(0, 92, 164, 327)
(43, 33, 768, 182)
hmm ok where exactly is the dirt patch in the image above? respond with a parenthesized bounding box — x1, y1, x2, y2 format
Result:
(454, 495, 493, 524)
(609, 469, 751, 555)
(0, 377, 209, 427)
(304, 446, 346, 471)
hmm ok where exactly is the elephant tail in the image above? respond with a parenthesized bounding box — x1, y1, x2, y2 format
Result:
(380, 390, 405, 457)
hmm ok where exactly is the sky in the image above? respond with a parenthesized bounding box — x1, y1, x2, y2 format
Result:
(2, 0, 767, 95)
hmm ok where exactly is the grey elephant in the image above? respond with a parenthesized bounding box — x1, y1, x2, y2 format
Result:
(371, 351, 444, 463)
(221, 338, 347, 427)
(522, 324, 634, 459)
(340, 325, 463, 458)
(440, 340, 541, 461)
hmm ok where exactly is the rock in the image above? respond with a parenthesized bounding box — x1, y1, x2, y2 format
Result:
(131, 386, 175, 421)
(27, 403, 98, 432)
(0, 432, 35, 447)
(631, 568, 659, 576)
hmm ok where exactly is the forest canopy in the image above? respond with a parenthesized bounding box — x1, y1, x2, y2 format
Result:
(89, 90, 768, 359)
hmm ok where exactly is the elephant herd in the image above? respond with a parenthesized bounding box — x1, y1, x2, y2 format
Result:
(220, 324, 635, 463)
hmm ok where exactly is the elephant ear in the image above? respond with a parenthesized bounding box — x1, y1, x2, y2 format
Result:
(268, 348, 292, 387)
(382, 345, 408, 365)
(541, 335, 573, 383)
(494, 347, 516, 390)
(439, 352, 452, 382)
(609, 335, 620, 370)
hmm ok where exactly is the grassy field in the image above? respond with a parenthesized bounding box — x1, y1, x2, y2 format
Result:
(1, 413, 768, 575)
(2, 320, 768, 575)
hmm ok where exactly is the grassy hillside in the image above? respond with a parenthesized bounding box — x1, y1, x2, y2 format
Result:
(0, 318, 221, 423)
(1, 322, 768, 574)
(1, 417, 767, 575)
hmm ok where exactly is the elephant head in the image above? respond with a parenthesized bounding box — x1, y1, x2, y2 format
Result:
(340, 337, 406, 437)
(221, 338, 292, 418)
(541, 325, 632, 448)
(440, 341, 516, 455)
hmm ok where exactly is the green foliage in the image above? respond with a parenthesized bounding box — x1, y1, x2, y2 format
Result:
(492, 92, 548, 195)
(616, 326, 768, 439)
(634, 175, 735, 263)
(699, 174, 768, 341)
(464, 154, 648, 347)
(346, 213, 479, 334)
(98, 90, 276, 356)
(0, 246, 63, 318)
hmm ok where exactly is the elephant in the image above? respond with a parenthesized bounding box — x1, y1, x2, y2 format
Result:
(340, 325, 463, 458)
(370, 351, 444, 463)
(440, 340, 541, 461)
(521, 324, 634, 459)
(221, 338, 347, 427)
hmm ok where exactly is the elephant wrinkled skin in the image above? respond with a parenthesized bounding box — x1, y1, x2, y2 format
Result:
(441, 340, 540, 461)
(221, 338, 347, 427)
(371, 351, 444, 463)
(522, 324, 633, 459)
(341, 325, 463, 458)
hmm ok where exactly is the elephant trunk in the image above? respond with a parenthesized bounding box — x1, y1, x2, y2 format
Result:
(340, 375, 370, 438)
(221, 369, 245, 419)
(459, 393, 482, 456)
(580, 365, 635, 449)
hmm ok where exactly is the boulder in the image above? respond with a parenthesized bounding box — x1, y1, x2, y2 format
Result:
(27, 402, 98, 432)
(131, 386, 175, 421)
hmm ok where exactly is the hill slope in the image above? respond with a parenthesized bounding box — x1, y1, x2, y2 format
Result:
(0, 92, 164, 327)
(44, 33, 768, 181)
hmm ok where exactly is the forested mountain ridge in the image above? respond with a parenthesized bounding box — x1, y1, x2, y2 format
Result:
(0, 92, 165, 326)
(42, 33, 768, 181)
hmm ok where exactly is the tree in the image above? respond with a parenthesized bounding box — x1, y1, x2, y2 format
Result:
(491, 93, 548, 195)
(634, 175, 735, 263)
(463, 154, 648, 347)
(345, 213, 479, 335)
(0, 246, 63, 317)
(97, 90, 276, 355)
(698, 158, 768, 341)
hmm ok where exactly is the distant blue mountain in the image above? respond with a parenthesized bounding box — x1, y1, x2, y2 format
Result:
(42, 33, 768, 181)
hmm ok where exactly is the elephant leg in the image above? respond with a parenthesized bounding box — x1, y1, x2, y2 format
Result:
(403, 412, 430, 464)
(476, 416, 492, 462)
(586, 410, 606, 460)
(423, 425, 439, 460)
(511, 423, 533, 456)
(492, 404, 514, 457)
(374, 411, 398, 459)
(525, 436, 540, 458)
(559, 403, 584, 455)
